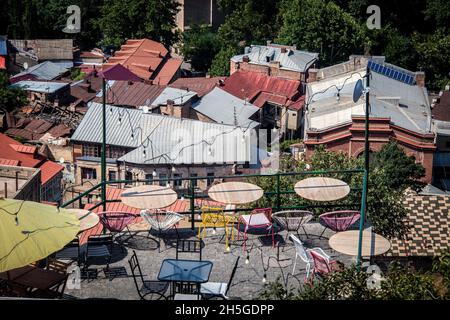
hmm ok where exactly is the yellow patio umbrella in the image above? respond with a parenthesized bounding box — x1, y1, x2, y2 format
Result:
(0, 198, 80, 273)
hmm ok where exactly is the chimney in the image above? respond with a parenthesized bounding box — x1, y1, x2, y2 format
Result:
(242, 55, 250, 63)
(280, 47, 287, 54)
(167, 99, 175, 116)
(307, 68, 318, 83)
(415, 71, 425, 87)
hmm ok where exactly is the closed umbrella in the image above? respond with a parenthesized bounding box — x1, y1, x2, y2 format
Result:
(0, 198, 80, 273)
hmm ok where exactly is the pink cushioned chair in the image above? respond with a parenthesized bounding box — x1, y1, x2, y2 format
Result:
(237, 208, 274, 251)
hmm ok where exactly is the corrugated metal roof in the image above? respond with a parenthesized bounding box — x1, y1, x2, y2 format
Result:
(221, 71, 303, 110)
(10, 61, 68, 82)
(94, 81, 165, 107)
(307, 68, 432, 134)
(71, 103, 258, 165)
(231, 45, 318, 72)
(192, 87, 259, 127)
(151, 87, 197, 106)
(169, 77, 225, 97)
(10, 80, 69, 93)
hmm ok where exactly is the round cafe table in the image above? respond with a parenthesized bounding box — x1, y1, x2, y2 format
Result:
(294, 177, 350, 202)
(329, 230, 391, 257)
(121, 185, 178, 210)
(65, 209, 100, 232)
(208, 182, 263, 205)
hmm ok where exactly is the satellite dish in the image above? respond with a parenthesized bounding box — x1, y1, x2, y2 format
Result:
(353, 79, 364, 103)
(23, 62, 29, 70)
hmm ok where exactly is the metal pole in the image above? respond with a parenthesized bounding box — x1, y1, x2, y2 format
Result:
(101, 78, 107, 211)
(190, 179, 195, 230)
(357, 66, 370, 266)
(276, 173, 281, 211)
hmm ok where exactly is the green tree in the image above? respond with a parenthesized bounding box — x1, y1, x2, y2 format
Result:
(413, 29, 450, 90)
(0, 70, 27, 113)
(248, 142, 425, 238)
(209, 46, 239, 76)
(277, 0, 369, 66)
(97, 0, 180, 48)
(261, 262, 442, 300)
(180, 25, 221, 73)
(209, 0, 281, 76)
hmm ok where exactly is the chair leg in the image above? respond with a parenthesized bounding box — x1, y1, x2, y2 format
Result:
(292, 254, 298, 274)
(318, 226, 328, 239)
(243, 228, 247, 252)
(302, 226, 309, 239)
(271, 225, 275, 248)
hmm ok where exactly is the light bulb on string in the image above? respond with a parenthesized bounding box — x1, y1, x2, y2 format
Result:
(171, 166, 176, 173)
(336, 91, 340, 102)
(152, 169, 157, 177)
(212, 227, 217, 235)
(142, 149, 146, 158)
(118, 116, 122, 126)
(109, 107, 113, 115)
(226, 246, 230, 252)
(262, 274, 267, 283)
(131, 132, 134, 140)
(245, 256, 250, 265)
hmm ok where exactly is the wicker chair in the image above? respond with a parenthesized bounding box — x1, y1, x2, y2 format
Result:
(318, 210, 361, 238)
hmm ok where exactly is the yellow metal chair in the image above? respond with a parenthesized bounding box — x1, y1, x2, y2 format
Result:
(198, 207, 237, 250)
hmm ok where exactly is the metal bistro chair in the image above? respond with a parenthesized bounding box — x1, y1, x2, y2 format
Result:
(201, 256, 240, 300)
(308, 249, 340, 283)
(238, 208, 274, 251)
(84, 234, 113, 270)
(272, 210, 314, 242)
(140, 209, 184, 252)
(128, 250, 168, 300)
(318, 210, 361, 238)
(198, 206, 237, 250)
(54, 238, 81, 264)
(176, 239, 203, 261)
(100, 212, 137, 250)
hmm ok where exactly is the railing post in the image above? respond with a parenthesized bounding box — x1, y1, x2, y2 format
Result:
(276, 173, 281, 211)
(190, 179, 195, 230)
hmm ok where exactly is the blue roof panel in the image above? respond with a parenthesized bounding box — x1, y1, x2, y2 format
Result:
(0, 37, 7, 55)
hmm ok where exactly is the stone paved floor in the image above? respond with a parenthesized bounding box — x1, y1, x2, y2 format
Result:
(65, 223, 355, 300)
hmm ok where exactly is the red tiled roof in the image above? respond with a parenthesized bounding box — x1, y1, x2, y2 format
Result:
(169, 77, 226, 97)
(38, 160, 64, 185)
(9, 144, 36, 154)
(432, 91, 450, 122)
(0, 133, 41, 168)
(94, 81, 165, 107)
(153, 58, 182, 85)
(0, 133, 62, 186)
(0, 158, 19, 166)
(221, 71, 304, 110)
(104, 39, 169, 80)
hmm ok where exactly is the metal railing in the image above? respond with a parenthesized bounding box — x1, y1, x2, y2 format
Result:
(61, 169, 365, 230)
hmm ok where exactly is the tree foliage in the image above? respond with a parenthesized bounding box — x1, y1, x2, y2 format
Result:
(261, 260, 447, 300)
(96, 0, 180, 48)
(0, 71, 27, 113)
(277, 0, 369, 65)
(248, 142, 425, 238)
(180, 25, 221, 73)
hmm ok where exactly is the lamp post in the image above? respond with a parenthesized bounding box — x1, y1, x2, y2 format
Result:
(356, 65, 371, 266)
(101, 77, 107, 211)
